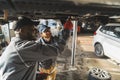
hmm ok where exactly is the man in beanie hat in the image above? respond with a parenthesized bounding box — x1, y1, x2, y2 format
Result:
(37, 24, 66, 80)
(0, 16, 60, 80)
(37, 24, 57, 80)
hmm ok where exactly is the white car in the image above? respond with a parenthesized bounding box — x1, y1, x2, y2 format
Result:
(93, 23, 120, 63)
(39, 19, 63, 37)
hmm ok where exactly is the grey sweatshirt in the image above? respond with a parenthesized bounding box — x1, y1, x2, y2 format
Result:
(0, 37, 59, 80)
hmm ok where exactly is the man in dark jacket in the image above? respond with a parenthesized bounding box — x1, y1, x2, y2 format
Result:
(37, 24, 62, 80)
(0, 16, 62, 80)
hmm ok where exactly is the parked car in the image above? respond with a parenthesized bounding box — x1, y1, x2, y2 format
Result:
(39, 19, 63, 37)
(93, 23, 120, 63)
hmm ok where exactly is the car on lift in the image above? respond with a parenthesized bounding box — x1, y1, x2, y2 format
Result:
(93, 23, 120, 63)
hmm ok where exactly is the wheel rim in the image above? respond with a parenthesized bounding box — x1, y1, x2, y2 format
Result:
(89, 68, 111, 80)
(95, 44, 103, 56)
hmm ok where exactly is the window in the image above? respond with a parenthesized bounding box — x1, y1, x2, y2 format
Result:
(114, 26, 120, 38)
(100, 26, 110, 34)
(108, 26, 116, 37)
(100, 25, 120, 39)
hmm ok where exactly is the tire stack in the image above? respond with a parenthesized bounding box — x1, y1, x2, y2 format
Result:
(88, 68, 111, 80)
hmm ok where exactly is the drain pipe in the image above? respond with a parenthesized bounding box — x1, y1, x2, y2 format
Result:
(71, 18, 78, 67)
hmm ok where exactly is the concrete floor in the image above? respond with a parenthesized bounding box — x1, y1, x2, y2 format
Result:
(56, 33, 120, 80)
(1, 33, 119, 80)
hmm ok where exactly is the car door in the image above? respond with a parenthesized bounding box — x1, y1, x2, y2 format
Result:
(103, 26, 120, 63)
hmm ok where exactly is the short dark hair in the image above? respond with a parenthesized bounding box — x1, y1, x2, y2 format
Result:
(14, 16, 39, 31)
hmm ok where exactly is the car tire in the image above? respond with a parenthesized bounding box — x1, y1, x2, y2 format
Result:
(94, 43, 104, 57)
(88, 68, 111, 80)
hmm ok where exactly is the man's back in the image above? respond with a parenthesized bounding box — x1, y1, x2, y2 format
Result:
(0, 37, 58, 80)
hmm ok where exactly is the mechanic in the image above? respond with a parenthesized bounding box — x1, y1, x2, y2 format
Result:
(0, 16, 62, 80)
(63, 17, 73, 40)
(37, 24, 67, 80)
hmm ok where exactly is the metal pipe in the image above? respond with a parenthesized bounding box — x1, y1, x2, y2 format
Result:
(71, 20, 77, 67)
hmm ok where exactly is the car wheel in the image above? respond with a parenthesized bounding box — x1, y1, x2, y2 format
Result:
(88, 68, 111, 80)
(94, 43, 104, 57)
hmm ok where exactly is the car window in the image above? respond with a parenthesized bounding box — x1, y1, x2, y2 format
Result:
(108, 26, 116, 37)
(100, 25, 105, 32)
(105, 26, 111, 34)
(100, 25, 120, 39)
(100, 26, 110, 34)
(113, 26, 120, 38)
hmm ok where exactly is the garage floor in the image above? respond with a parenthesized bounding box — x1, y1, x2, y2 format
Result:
(56, 33, 120, 80)
(0, 33, 119, 80)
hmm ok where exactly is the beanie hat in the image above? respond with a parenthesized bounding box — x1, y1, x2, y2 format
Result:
(38, 24, 50, 33)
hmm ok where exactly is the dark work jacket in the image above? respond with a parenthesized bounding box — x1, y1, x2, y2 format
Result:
(0, 37, 59, 80)
(39, 37, 64, 69)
